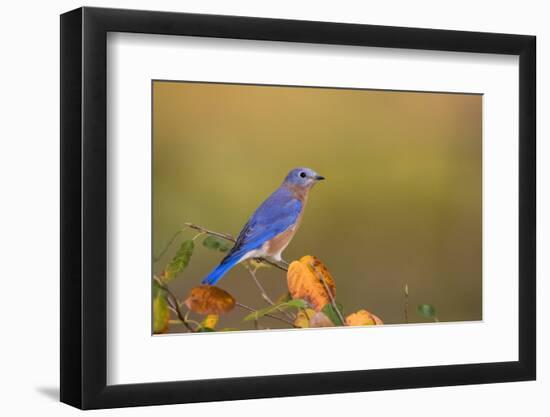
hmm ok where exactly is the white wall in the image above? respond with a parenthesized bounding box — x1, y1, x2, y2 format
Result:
(0, 0, 546, 415)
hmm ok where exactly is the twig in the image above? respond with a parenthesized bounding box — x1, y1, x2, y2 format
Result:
(184, 222, 236, 242)
(236, 302, 299, 328)
(153, 230, 184, 263)
(310, 262, 346, 325)
(404, 283, 409, 324)
(183, 311, 203, 328)
(153, 275, 195, 332)
(245, 263, 275, 305)
(243, 263, 295, 320)
(258, 258, 289, 272)
(277, 259, 290, 269)
(192, 231, 206, 241)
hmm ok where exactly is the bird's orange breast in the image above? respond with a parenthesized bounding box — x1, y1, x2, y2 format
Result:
(264, 226, 297, 256)
(263, 183, 311, 257)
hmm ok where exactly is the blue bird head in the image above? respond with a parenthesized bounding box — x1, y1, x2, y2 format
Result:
(283, 167, 325, 188)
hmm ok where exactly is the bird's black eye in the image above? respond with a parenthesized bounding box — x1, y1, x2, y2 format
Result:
(299, 171, 306, 178)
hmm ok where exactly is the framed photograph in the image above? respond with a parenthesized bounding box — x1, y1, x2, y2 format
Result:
(60, 6, 536, 409)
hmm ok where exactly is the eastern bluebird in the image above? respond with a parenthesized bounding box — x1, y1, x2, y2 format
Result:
(202, 167, 325, 285)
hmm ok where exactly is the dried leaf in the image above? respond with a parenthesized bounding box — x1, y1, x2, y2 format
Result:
(152, 281, 169, 334)
(287, 255, 336, 311)
(345, 309, 384, 326)
(294, 308, 335, 328)
(164, 240, 194, 281)
(184, 285, 235, 315)
(309, 311, 335, 328)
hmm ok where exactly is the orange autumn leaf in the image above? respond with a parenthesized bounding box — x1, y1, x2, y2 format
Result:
(184, 285, 235, 315)
(287, 255, 336, 311)
(345, 309, 384, 326)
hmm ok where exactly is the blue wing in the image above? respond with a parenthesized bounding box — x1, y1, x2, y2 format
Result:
(202, 187, 302, 285)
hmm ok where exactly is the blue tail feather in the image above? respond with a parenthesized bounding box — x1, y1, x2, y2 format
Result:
(201, 254, 242, 285)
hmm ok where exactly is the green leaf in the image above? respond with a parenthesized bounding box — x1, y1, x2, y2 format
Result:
(152, 281, 169, 334)
(164, 240, 194, 281)
(275, 292, 292, 303)
(202, 235, 231, 252)
(416, 304, 437, 319)
(152, 279, 163, 298)
(243, 299, 308, 322)
(322, 302, 344, 326)
(197, 327, 215, 332)
(220, 327, 241, 332)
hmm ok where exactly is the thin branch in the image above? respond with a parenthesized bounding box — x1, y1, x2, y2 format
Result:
(404, 283, 409, 324)
(236, 302, 298, 328)
(184, 222, 236, 242)
(310, 262, 346, 325)
(153, 230, 184, 263)
(259, 258, 289, 272)
(244, 263, 295, 320)
(153, 275, 195, 332)
(246, 263, 276, 305)
(183, 311, 203, 328)
(276, 259, 290, 269)
(192, 231, 206, 241)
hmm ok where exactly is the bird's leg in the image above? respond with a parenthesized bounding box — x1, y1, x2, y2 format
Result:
(257, 256, 289, 271)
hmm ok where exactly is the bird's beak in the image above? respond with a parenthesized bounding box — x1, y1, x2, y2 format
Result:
(315, 175, 325, 181)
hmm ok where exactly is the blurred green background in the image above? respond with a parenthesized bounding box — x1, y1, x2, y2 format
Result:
(152, 81, 482, 332)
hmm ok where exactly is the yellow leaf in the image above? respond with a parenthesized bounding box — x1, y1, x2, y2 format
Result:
(287, 255, 336, 311)
(201, 314, 219, 329)
(294, 308, 316, 328)
(345, 309, 384, 326)
(153, 293, 170, 334)
(184, 285, 236, 315)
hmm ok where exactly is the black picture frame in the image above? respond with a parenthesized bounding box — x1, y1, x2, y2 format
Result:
(60, 6, 536, 410)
